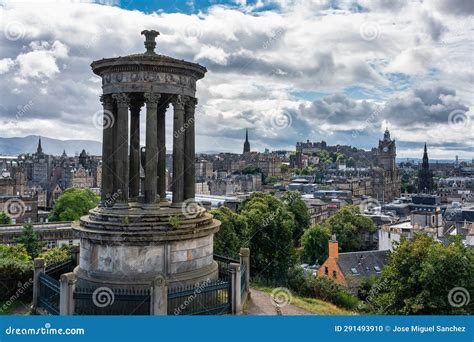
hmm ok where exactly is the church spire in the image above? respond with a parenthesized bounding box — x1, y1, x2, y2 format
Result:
(243, 128, 250, 154)
(37, 136, 43, 154)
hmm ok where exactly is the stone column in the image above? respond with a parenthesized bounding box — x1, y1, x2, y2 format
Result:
(112, 93, 130, 206)
(157, 99, 169, 203)
(99, 94, 115, 205)
(129, 100, 143, 201)
(151, 274, 168, 315)
(240, 247, 250, 292)
(229, 263, 242, 315)
(32, 258, 45, 313)
(70, 245, 80, 266)
(143, 92, 160, 206)
(59, 272, 76, 316)
(171, 95, 185, 206)
(184, 97, 197, 201)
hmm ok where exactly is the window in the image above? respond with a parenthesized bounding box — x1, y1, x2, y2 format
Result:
(332, 270, 337, 279)
(324, 267, 328, 276)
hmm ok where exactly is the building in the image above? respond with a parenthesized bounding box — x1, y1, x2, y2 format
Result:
(303, 198, 329, 224)
(318, 235, 388, 291)
(0, 194, 38, 224)
(418, 144, 434, 193)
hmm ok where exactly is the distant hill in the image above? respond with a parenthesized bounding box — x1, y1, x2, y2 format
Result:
(0, 135, 101, 156)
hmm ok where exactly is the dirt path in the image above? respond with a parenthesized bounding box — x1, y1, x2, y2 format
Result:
(244, 289, 313, 316)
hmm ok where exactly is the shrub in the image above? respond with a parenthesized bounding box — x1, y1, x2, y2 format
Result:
(39, 245, 71, 267)
(0, 245, 33, 300)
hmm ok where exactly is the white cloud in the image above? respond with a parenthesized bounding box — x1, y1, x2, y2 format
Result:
(0, 0, 471, 158)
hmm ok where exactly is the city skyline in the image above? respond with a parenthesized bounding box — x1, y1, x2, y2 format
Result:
(0, 0, 473, 159)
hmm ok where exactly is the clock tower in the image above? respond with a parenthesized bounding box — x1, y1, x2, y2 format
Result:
(376, 128, 396, 173)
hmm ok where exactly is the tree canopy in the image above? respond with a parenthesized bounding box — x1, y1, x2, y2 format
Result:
(301, 224, 331, 264)
(369, 234, 474, 315)
(49, 188, 99, 222)
(211, 206, 248, 258)
(14, 224, 45, 258)
(0, 212, 12, 224)
(322, 205, 376, 252)
(282, 191, 310, 245)
(240, 192, 296, 282)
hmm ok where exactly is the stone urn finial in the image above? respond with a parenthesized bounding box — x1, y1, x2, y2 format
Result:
(141, 30, 160, 55)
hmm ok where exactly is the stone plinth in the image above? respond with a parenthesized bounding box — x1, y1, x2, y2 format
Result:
(73, 205, 219, 289)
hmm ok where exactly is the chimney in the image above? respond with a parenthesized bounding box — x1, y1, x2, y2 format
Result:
(328, 234, 338, 259)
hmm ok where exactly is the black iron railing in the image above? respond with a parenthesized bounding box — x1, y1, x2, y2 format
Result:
(214, 254, 239, 281)
(38, 273, 60, 315)
(73, 287, 151, 315)
(168, 279, 231, 315)
(45, 259, 75, 280)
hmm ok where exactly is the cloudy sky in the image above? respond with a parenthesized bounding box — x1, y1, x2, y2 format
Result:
(0, 0, 472, 159)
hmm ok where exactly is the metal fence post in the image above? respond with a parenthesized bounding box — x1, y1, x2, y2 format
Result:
(32, 258, 45, 313)
(239, 248, 250, 296)
(229, 263, 241, 315)
(59, 272, 76, 315)
(151, 274, 168, 315)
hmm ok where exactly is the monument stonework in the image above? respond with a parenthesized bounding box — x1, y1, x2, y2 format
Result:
(73, 30, 220, 289)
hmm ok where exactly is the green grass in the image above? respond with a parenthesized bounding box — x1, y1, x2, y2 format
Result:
(253, 285, 358, 316)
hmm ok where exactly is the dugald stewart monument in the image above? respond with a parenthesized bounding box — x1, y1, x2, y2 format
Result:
(73, 30, 221, 290)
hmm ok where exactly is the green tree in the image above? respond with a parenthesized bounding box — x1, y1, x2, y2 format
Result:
(264, 176, 279, 185)
(211, 206, 248, 258)
(282, 191, 310, 245)
(323, 205, 376, 252)
(0, 244, 33, 299)
(49, 188, 99, 222)
(241, 193, 296, 282)
(0, 212, 12, 224)
(301, 224, 331, 264)
(14, 224, 46, 258)
(280, 164, 289, 174)
(370, 234, 474, 314)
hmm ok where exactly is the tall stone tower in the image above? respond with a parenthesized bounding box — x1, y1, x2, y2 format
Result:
(372, 128, 401, 202)
(243, 128, 250, 154)
(418, 143, 434, 193)
(376, 128, 396, 173)
(73, 30, 220, 289)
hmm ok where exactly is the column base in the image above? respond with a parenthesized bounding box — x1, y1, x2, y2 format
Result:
(170, 202, 183, 208)
(141, 202, 160, 210)
(112, 202, 130, 210)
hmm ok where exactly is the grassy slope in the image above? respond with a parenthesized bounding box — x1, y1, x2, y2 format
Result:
(253, 285, 357, 316)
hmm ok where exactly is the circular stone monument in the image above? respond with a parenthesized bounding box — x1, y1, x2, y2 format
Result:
(73, 30, 220, 289)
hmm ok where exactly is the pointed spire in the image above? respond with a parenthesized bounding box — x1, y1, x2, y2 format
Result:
(37, 136, 43, 154)
(243, 128, 250, 154)
(245, 128, 249, 142)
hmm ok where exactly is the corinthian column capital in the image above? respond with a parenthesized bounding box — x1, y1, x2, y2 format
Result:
(172, 94, 186, 110)
(112, 93, 130, 107)
(144, 92, 161, 105)
(100, 94, 114, 107)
